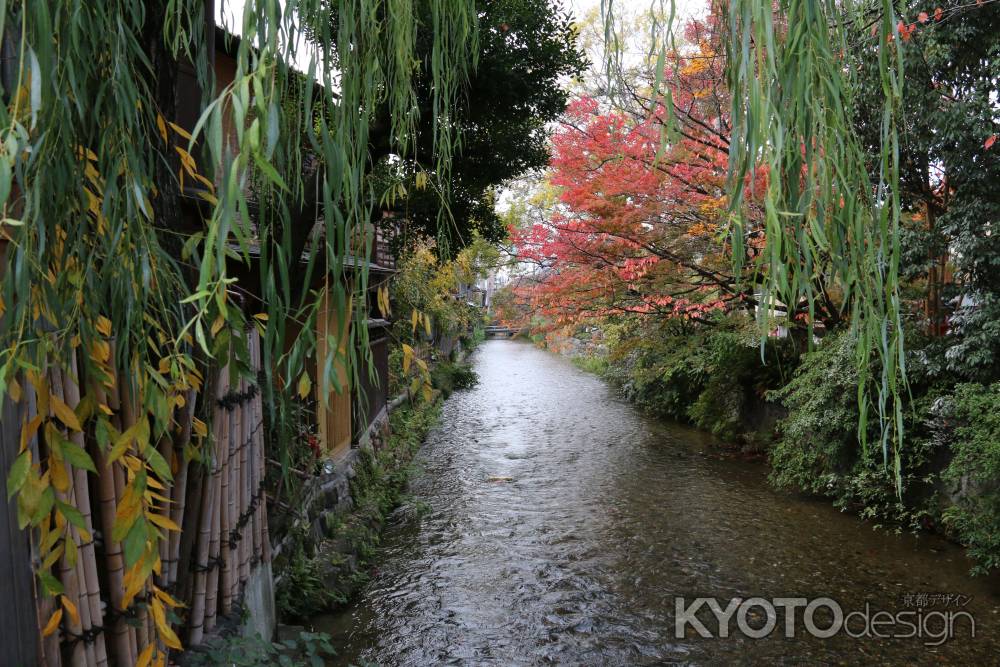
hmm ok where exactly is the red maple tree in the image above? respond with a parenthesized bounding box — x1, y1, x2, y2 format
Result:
(510, 11, 766, 331)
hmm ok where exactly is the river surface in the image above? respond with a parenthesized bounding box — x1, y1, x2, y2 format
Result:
(316, 340, 1000, 665)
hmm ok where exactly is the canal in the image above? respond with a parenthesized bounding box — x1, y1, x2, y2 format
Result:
(316, 339, 1000, 664)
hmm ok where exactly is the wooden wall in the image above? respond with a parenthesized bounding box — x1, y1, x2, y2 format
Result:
(316, 288, 352, 458)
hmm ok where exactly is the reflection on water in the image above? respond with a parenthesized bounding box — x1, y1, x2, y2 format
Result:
(315, 340, 1000, 665)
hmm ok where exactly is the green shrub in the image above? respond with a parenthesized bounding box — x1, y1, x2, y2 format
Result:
(430, 360, 478, 396)
(463, 325, 486, 351)
(687, 324, 796, 442)
(938, 382, 1000, 573)
(571, 353, 609, 375)
(769, 330, 940, 530)
(602, 319, 708, 421)
(599, 315, 796, 442)
(184, 631, 335, 667)
(769, 332, 861, 494)
(274, 523, 343, 621)
(274, 399, 442, 620)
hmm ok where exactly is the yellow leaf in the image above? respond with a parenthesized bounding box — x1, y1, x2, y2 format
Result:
(50, 458, 70, 493)
(96, 316, 112, 337)
(422, 383, 433, 403)
(192, 418, 208, 438)
(168, 121, 192, 141)
(424, 313, 432, 338)
(253, 312, 269, 322)
(136, 643, 155, 667)
(297, 372, 312, 399)
(148, 513, 180, 532)
(90, 339, 111, 364)
(210, 316, 225, 337)
(27, 370, 49, 417)
(20, 414, 42, 453)
(61, 596, 80, 627)
(196, 190, 218, 206)
(150, 598, 183, 649)
(411, 309, 419, 333)
(192, 172, 215, 192)
(402, 344, 414, 375)
(8, 376, 22, 402)
(41, 609, 62, 637)
(41, 542, 64, 571)
(122, 562, 147, 609)
(50, 394, 82, 431)
(98, 403, 113, 416)
(155, 114, 168, 144)
(154, 586, 183, 609)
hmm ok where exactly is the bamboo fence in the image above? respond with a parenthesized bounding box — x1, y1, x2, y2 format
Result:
(13, 328, 271, 666)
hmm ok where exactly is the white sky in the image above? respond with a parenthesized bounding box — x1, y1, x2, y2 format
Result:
(568, 0, 707, 22)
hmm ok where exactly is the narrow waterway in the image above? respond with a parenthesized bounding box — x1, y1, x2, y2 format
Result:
(316, 340, 1000, 665)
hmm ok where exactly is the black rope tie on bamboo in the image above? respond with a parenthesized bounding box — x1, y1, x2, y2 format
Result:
(228, 420, 265, 456)
(190, 554, 226, 574)
(61, 626, 105, 647)
(216, 383, 259, 411)
(227, 482, 266, 549)
(59, 591, 154, 647)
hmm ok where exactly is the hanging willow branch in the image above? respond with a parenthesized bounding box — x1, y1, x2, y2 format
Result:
(0, 0, 479, 661)
(723, 0, 906, 492)
(600, 0, 907, 491)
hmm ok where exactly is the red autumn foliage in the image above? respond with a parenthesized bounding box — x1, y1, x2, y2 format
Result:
(509, 13, 764, 330)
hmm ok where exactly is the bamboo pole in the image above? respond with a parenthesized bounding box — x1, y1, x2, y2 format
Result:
(118, 383, 151, 656)
(232, 378, 246, 596)
(91, 383, 131, 667)
(229, 393, 240, 604)
(238, 373, 250, 587)
(167, 389, 196, 589)
(174, 383, 206, 609)
(250, 333, 263, 565)
(107, 377, 138, 664)
(175, 412, 206, 613)
(251, 332, 271, 564)
(187, 367, 227, 645)
(204, 367, 232, 630)
(220, 384, 234, 615)
(22, 382, 63, 667)
(47, 365, 90, 667)
(203, 437, 223, 632)
(156, 427, 174, 590)
(62, 352, 109, 667)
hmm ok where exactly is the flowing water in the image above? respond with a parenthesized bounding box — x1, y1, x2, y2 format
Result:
(315, 340, 1000, 665)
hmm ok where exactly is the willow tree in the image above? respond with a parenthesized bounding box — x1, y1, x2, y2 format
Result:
(600, 0, 908, 489)
(0, 0, 476, 659)
(724, 0, 907, 491)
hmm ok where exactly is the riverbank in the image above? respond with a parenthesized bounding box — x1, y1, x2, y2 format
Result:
(526, 315, 1000, 577)
(268, 343, 481, 629)
(314, 340, 1000, 665)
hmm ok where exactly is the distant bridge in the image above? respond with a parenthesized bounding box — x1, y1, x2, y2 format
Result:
(484, 325, 520, 338)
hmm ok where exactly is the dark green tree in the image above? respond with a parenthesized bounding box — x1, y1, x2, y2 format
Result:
(369, 0, 587, 249)
(849, 2, 1000, 382)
